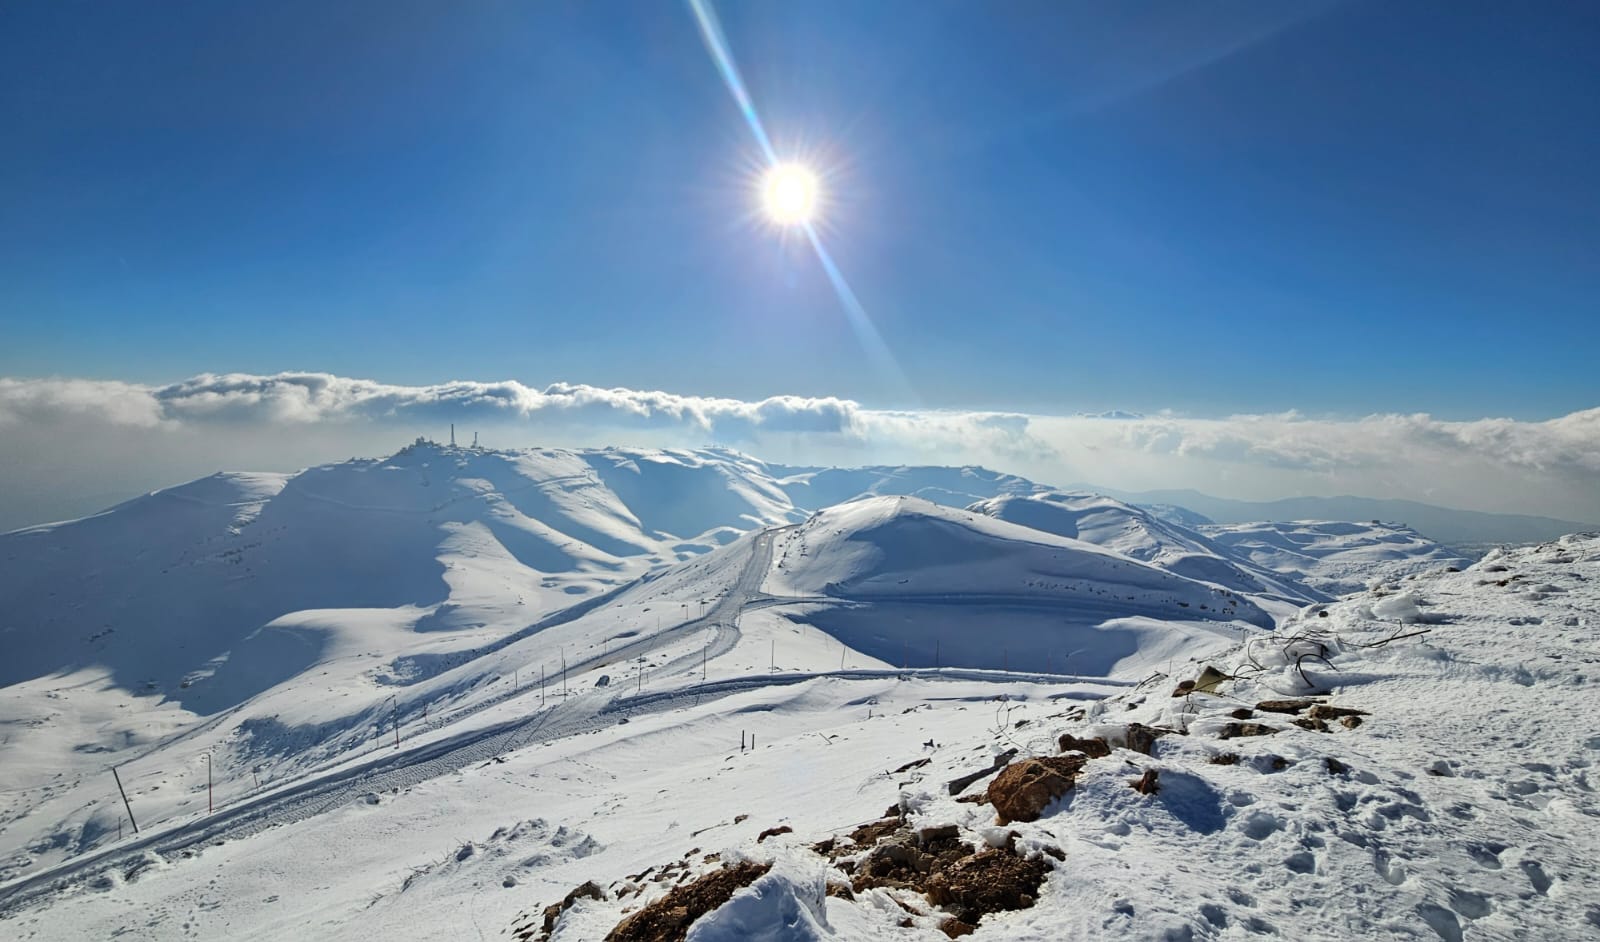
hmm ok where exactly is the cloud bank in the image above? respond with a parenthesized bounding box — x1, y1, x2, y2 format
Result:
(1, 372, 1596, 531)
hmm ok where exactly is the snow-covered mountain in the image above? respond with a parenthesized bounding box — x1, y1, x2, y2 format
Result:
(1, 497, 1592, 940)
(0, 442, 1502, 936)
(758, 496, 1272, 675)
(767, 463, 1048, 512)
(1094, 485, 1597, 548)
(969, 491, 1315, 606)
(1199, 519, 1473, 596)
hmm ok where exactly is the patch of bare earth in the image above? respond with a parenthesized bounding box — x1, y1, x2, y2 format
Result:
(603, 860, 772, 942)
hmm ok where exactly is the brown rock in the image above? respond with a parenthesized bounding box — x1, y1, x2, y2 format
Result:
(1209, 752, 1240, 765)
(605, 862, 770, 942)
(986, 755, 1087, 824)
(849, 816, 905, 848)
(1293, 717, 1331, 732)
(941, 917, 977, 937)
(1324, 757, 1350, 775)
(1256, 699, 1316, 715)
(1340, 715, 1364, 729)
(756, 825, 792, 843)
(1308, 704, 1370, 720)
(543, 881, 606, 934)
(1057, 734, 1112, 758)
(1130, 768, 1160, 795)
(1219, 722, 1280, 740)
(1126, 723, 1173, 756)
(1229, 708, 1254, 720)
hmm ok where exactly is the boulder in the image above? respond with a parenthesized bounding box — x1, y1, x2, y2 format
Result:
(1057, 734, 1111, 758)
(986, 755, 1087, 824)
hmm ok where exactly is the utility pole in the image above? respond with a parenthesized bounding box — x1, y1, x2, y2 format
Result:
(112, 765, 138, 834)
(770, 638, 775, 672)
(561, 649, 568, 697)
(204, 752, 212, 814)
(450, 423, 455, 446)
(702, 643, 708, 681)
(385, 695, 399, 749)
(541, 665, 546, 706)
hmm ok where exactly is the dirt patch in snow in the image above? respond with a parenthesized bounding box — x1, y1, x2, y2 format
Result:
(603, 860, 771, 942)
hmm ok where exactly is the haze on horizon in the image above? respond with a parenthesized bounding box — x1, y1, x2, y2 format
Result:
(2, 1, 1596, 530)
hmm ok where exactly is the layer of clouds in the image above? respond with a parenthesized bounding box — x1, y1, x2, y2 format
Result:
(1, 372, 1596, 530)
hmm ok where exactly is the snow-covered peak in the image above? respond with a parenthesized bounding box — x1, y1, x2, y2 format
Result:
(970, 491, 1318, 604)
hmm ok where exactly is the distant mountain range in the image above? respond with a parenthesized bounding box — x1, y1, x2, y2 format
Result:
(1076, 486, 1597, 549)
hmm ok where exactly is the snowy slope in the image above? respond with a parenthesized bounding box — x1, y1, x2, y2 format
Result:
(0, 444, 1512, 929)
(1201, 520, 1473, 596)
(970, 491, 1317, 605)
(2, 535, 1594, 940)
(757, 497, 1271, 675)
(768, 464, 1047, 513)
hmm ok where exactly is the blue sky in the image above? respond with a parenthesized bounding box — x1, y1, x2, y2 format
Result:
(2, 0, 1597, 419)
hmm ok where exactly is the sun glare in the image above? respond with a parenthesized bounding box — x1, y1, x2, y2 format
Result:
(762, 163, 819, 225)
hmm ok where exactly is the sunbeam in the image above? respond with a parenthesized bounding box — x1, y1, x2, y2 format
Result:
(687, 0, 916, 404)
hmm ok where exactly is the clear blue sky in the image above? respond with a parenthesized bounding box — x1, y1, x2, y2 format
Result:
(2, 0, 1596, 418)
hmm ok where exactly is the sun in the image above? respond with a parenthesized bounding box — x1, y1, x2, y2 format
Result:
(762, 163, 819, 226)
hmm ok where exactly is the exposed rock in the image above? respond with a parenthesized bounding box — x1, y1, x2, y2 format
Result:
(1308, 704, 1370, 720)
(1057, 734, 1112, 758)
(986, 754, 1087, 824)
(1256, 699, 1316, 715)
(1229, 708, 1254, 720)
(755, 825, 791, 843)
(1130, 768, 1160, 795)
(1219, 722, 1281, 740)
(1340, 715, 1364, 729)
(925, 847, 1051, 926)
(941, 916, 976, 937)
(825, 881, 854, 900)
(918, 824, 961, 846)
(1325, 757, 1350, 775)
(894, 757, 933, 773)
(1126, 723, 1174, 755)
(1293, 717, 1331, 732)
(604, 861, 770, 942)
(1209, 752, 1241, 765)
(849, 816, 905, 849)
(543, 881, 606, 936)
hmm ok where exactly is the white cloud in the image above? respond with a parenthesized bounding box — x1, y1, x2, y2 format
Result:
(0, 372, 1596, 529)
